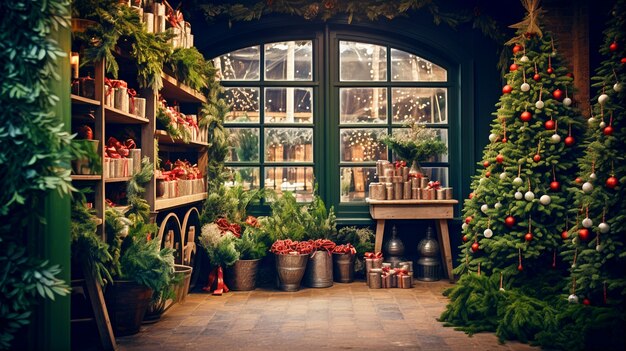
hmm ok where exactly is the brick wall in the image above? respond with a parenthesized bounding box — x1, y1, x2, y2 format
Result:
(542, 0, 590, 116)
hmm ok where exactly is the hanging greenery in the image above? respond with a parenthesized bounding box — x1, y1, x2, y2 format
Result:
(0, 0, 74, 348)
(198, 0, 502, 42)
(166, 47, 217, 92)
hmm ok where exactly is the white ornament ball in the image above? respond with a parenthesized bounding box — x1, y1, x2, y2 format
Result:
(521, 82, 530, 92)
(599, 121, 607, 128)
(494, 202, 502, 209)
(588, 117, 595, 124)
(614, 82, 622, 92)
(535, 100, 545, 109)
(582, 182, 594, 193)
(524, 191, 535, 201)
(563, 97, 572, 106)
(589, 172, 597, 180)
(489, 133, 498, 142)
(598, 222, 610, 233)
(551, 51, 557, 57)
(483, 228, 493, 238)
(513, 177, 523, 186)
(598, 93, 609, 105)
(551, 134, 561, 143)
(499, 287, 506, 292)
(480, 177, 487, 185)
(582, 217, 593, 228)
(520, 55, 529, 62)
(481, 204, 489, 213)
(462, 223, 468, 230)
(568, 294, 579, 304)
(539, 195, 551, 205)
(515, 191, 523, 200)
(596, 245, 603, 252)
(500, 172, 508, 180)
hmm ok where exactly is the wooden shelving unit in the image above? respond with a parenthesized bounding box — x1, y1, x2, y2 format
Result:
(104, 176, 132, 183)
(155, 193, 208, 211)
(155, 129, 209, 147)
(72, 175, 102, 181)
(104, 106, 149, 124)
(71, 94, 101, 106)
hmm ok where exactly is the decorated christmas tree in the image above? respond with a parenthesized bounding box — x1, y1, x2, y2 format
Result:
(440, 0, 593, 344)
(561, 0, 626, 308)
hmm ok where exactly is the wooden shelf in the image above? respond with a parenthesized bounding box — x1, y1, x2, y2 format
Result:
(155, 193, 208, 211)
(365, 199, 459, 205)
(104, 106, 149, 124)
(71, 175, 102, 181)
(155, 129, 208, 147)
(161, 72, 207, 104)
(71, 94, 101, 106)
(104, 176, 132, 183)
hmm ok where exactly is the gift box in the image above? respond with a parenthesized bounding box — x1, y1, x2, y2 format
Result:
(103, 158, 111, 179)
(192, 178, 205, 194)
(73, 76, 95, 99)
(186, 33, 194, 49)
(109, 158, 122, 178)
(397, 271, 413, 289)
(104, 83, 115, 107)
(125, 158, 133, 178)
(368, 271, 382, 289)
(152, 2, 165, 16)
(421, 188, 434, 200)
(420, 177, 429, 189)
(178, 179, 193, 196)
(167, 180, 178, 198)
(436, 188, 446, 200)
(156, 15, 166, 33)
(143, 12, 154, 33)
(131, 97, 146, 118)
(129, 149, 141, 175)
(113, 86, 129, 112)
(131, 5, 143, 18)
(171, 27, 181, 48)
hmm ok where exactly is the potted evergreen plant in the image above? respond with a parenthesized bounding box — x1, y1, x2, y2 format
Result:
(225, 223, 268, 291)
(302, 189, 338, 288)
(330, 226, 375, 281)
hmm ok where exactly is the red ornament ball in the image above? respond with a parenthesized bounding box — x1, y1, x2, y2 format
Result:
(606, 176, 618, 189)
(575, 177, 582, 184)
(583, 298, 591, 306)
(517, 264, 524, 271)
(483, 160, 490, 167)
(578, 228, 590, 241)
(622, 57, 626, 64)
(505, 216, 516, 228)
(561, 230, 569, 239)
(610, 42, 618, 52)
(510, 63, 519, 71)
(547, 67, 554, 74)
(462, 235, 469, 242)
(533, 73, 541, 81)
(502, 137, 508, 143)
(533, 154, 541, 162)
(512, 44, 522, 54)
(525, 232, 534, 241)
(496, 154, 504, 164)
(471, 242, 479, 252)
(485, 171, 491, 178)
(566, 72, 574, 78)
(545, 119, 555, 130)
(553, 89, 563, 100)
(603, 125, 614, 135)
(564, 136, 575, 146)
(469, 192, 475, 199)
(502, 85, 513, 94)
(465, 216, 473, 224)
(550, 181, 561, 191)
(520, 111, 532, 122)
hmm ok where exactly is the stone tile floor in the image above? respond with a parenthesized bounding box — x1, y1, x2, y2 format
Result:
(117, 280, 538, 351)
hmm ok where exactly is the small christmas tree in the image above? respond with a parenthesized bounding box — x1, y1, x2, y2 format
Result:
(562, 0, 626, 307)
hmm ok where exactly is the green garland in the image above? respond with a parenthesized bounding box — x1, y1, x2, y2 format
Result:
(199, 0, 503, 42)
(0, 0, 73, 348)
(166, 47, 217, 92)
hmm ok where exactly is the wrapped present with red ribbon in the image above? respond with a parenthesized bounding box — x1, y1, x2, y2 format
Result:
(127, 88, 137, 115)
(427, 180, 441, 190)
(332, 244, 357, 255)
(396, 269, 413, 289)
(103, 78, 115, 107)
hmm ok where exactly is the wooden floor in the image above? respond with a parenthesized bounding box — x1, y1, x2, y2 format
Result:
(116, 280, 538, 351)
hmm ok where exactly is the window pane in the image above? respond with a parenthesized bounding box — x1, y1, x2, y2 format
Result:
(227, 128, 260, 162)
(265, 128, 313, 162)
(391, 128, 448, 163)
(225, 167, 260, 190)
(340, 88, 387, 124)
(392, 88, 447, 124)
(340, 128, 387, 162)
(265, 41, 313, 81)
(264, 167, 314, 202)
(340, 41, 387, 81)
(391, 48, 447, 81)
(340, 167, 377, 202)
(265, 88, 313, 124)
(419, 167, 449, 187)
(213, 46, 260, 81)
(224, 88, 260, 122)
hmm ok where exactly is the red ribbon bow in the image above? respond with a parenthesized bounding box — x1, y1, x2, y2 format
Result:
(203, 266, 229, 295)
(167, 8, 184, 28)
(127, 88, 137, 114)
(104, 78, 114, 96)
(428, 181, 441, 190)
(215, 218, 241, 238)
(395, 160, 406, 169)
(186, 115, 199, 132)
(110, 79, 127, 89)
(364, 252, 383, 259)
(333, 244, 357, 255)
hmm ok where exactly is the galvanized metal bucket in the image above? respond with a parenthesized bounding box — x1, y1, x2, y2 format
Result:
(275, 253, 309, 291)
(332, 252, 355, 283)
(225, 259, 261, 291)
(304, 251, 333, 288)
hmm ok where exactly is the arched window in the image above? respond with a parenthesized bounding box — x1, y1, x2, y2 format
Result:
(212, 29, 456, 220)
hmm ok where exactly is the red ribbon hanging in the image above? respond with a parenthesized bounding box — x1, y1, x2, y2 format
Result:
(363, 251, 383, 259)
(127, 88, 137, 114)
(203, 266, 229, 295)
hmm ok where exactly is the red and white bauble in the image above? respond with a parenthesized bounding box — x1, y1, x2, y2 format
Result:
(520, 55, 529, 63)
(599, 222, 610, 233)
(512, 44, 522, 54)
(578, 228, 590, 240)
(544, 119, 555, 130)
(550, 181, 561, 191)
(582, 217, 593, 228)
(564, 136, 575, 146)
(598, 93, 609, 105)
(465, 216, 472, 224)
(513, 177, 523, 186)
(551, 133, 561, 143)
(604, 125, 614, 135)
(563, 97, 572, 106)
(539, 195, 551, 205)
(599, 120, 606, 128)
(553, 89, 563, 100)
(609, 41, 618, 51)
(483, 228, 493, 238)
(503, 85, 513, 94)
(461, 223, 468, 230)
(521, 82, 530, 92)
(561, 230, 569, 239)
(520, 111, 532, 122)
(614, 82, 623, 92)
(606, 176, 618, 188)
(533, 73, 541, 81)
(505, 216, 516, 228)
(471, 242, 479, 252)
(533, 154, 541, 162)
(524, 191, 535, 201)
(496, 154, 504, 163)
(499, 172, 508, 180)
(489, 133, 498, 142)
(582, 181, 594, 193)
(589, 172, 597, 180)
(480, 204, 489, 213)
(535, 100, 544, 109)
(510, 63, 519, 71)
(568, 294, 579, 304)
(494, 202, 502, 209)
(515, 191, 523, 200)
(524, 232, 533, 241)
